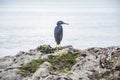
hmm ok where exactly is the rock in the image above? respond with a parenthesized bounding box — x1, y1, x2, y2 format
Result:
(66, 71, 80, 80)
(0, 69, 22, 80)
(40, 62, 52, 69)
(99, 47, 120, 69)
(43, 75, 54, 80)
(67, 70, 92, 80)
(32, 62, 52, 80)
(0, 45, 120, 80)
(0, 46, 43, 80)
(36, 45, 55, 54)
(0, 56, 13, 69)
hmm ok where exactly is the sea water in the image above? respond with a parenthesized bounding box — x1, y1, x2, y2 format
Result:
(0, 0, 120, 57)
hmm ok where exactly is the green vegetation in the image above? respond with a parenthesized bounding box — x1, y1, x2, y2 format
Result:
(37, 45, 55, 54)
(18, 53, 80, 77)
(115, 66, 120, 71)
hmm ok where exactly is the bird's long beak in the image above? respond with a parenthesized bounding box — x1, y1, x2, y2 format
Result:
(63, 22, 69, 25)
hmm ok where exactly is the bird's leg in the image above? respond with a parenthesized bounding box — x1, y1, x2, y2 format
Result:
(55, 45, 58, 48)
(55, 44, 60, 50)
(59, 44, 61, 48)
(55, 45, 58, 50)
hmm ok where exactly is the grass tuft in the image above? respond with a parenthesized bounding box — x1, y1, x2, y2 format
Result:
(18, 53, 80, 76)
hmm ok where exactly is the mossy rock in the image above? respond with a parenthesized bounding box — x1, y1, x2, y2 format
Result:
(37, 45, 55, 54)
(18, 52, 80, 77)
(115, 66, 120, 71)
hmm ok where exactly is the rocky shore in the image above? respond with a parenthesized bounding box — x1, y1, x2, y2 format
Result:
(0, 45, 120, 80)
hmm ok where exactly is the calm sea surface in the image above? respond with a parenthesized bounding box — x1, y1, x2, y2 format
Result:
(0, 0, 120, 57)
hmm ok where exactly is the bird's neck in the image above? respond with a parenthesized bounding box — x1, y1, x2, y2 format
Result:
(57, 24, 62, 27)
(58, 25, 62, 29)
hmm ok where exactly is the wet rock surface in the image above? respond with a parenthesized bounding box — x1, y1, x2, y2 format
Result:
(0, 44, 120, 80)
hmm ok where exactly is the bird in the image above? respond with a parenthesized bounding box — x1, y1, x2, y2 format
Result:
(54, 21, 69, 47)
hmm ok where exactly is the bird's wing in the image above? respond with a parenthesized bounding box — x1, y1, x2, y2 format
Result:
(54, 26, 63, 44)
